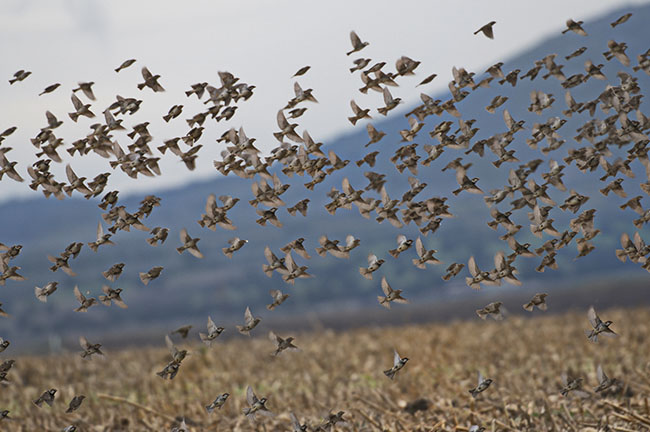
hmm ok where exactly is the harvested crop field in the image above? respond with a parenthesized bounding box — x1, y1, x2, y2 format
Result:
(2, 307, 650, 431)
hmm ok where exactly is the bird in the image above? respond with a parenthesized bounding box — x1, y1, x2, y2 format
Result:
(98, 285, 127, 308)
(206, 393, 229, 413)
(115, 59, 136, 72)
(388, 234, 413, 258)
(8, 69, 31, 84)
(610, 13, 632, 28)
(39, 83, 61, 96)
(594, 364, 616, 393)
(585, 306, 616, 342)
(236, 307, 261, 336)
(267, 289, 289, 310)
(347, 31, 369, 56)
(474, 21, 496, 39)
(73, 286, 97, 312)
(383, 349, 408, 379)
(243, 385, 274, 421)
(176, 228, 203, 258)
(79, 336, 103, 358)
(269, 331, 299, 356)
(65, 395, 86, 413)
(138, 67, 165, 92)
(139, 266, 163, 285)
(377, 276, 408, 309)
(523, 293, 548, 311)
(171, 325, 193, 339)
(476, 301, 504, 320)
(562, 19, 587, 36)
(222, 237, 248, 258)
(34, 282, 58, 302)
(33, 389, 57, 407)
(199, 316, 224, 346)
(469, 372, 493, 398)
(292, 65, 311, 77)
(0, 338, 9, 353)
(72, 81, 96, 100)
(359, 253, 385, 280)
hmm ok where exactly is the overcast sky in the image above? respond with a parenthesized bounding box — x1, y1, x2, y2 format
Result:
(0, 0, 646, 202)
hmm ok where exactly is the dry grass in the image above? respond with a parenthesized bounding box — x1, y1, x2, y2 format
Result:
(2, 307, 650, 431)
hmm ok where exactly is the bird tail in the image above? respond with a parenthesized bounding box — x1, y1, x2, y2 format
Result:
(523, 302, 534, 312)
(222, 247, 233, 258)
(34, 287, 47, 303)
(476, 309, 488, 320)
(359, 267, 373, 280)
(163, 114, 172, 123)
(206, 405, 214, 413)
(315, 247, 327, 257)
(137, 83, 146, 90)
(388, 248, 399, 258)
(384, 369, 396, 380)
(98, 295, 111, 306)
(236, 326, 250, 336)
(377, 296, 391, 309)
(139, 273, 150, 285)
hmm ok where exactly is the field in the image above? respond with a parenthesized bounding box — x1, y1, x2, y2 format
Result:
(2, 307, 650, 431)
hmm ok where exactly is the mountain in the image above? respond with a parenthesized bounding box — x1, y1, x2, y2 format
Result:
(1, 4, 650, 352)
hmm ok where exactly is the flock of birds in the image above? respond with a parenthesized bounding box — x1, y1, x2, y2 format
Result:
(0, 10, 647, 431)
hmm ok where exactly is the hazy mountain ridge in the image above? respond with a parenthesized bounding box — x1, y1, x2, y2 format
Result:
(1, 4, 649, 349)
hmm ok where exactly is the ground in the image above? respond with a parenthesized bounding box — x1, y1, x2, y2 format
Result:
(1, 307, 650, 431)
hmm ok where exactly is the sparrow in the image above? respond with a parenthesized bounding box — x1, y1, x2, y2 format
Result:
(79, 336, 103, 359)
(594, 364, 616, 393)
(290, 65, 312, 79)
(65, 395, 86, 413)
(0, 338, 9, 353)
(237, 307, 261, 336)
(199, 316, 224, 346)
(523, 293, 548, 312)
(98, 285, 127, 308)
(388, 234, 413, 258)
(562, 19, 587, 36)
(139, 266, 164, 285)
(73, 286, 97, 312)
(147, 227, 169, 246)
(377, 276, 408, 309)
(222, 237, 248, 258)
(442, 263, 465, 281)
(102, 262, 125, 282)
(177, 228, 203, 258)
(469, 372, 492, 398)
(269, 331, 299, 356)
(243, 385, 274, 421)
(586, 306, 616, 342)
(560, 374, 586, 397)
(34, 389, 57, 407)
(115, 59, 136, 72)
(34, 282, 58, 302)
(138, 67, 165, 92)
(347, 31, 369, 56)
(359, 253, 385, 280)
(384, 349, 408, 380)
(171, 325, 192, 339)
(474, 21, 496, 39)
(267, 289, 289, 310)
(8, 69, 31, 84)
(206, 393, 229, 413)
(39, 83, 61, 96)
(476, 302, 504, 320)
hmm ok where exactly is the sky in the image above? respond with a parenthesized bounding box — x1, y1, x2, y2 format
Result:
(0, 0, 646, 202)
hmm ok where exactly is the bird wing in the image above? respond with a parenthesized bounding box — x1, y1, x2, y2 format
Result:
(246, 385, 258, 405)
(381, 276, 391, 296)
(206, 316, 217, 333)
(468, 256, 479, 277)
(350, 31, 362, 48)
(73, 285, 85, 303)
(244, 306, 254, 326)
(415, 237, 424, 257)
(393, 349, 402, 367)
(587, 306, 600, 328)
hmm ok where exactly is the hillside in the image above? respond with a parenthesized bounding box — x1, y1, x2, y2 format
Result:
(1, 4, 649, 350)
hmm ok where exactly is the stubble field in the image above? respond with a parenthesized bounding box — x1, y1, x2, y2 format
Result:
(1, 307, 650, 431)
